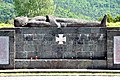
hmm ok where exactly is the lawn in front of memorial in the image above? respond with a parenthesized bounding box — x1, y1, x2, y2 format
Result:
(0, 23, 14, 28)
(1, 72, 120, 76)
(107, 22, 120, 27)
(0, 22, 120, 28)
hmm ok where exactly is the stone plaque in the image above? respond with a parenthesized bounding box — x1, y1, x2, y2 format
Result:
(114, 36, 120, 64)
(0, 36, 9, 64)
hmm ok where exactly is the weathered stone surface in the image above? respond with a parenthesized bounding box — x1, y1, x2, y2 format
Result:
(14, 15, 107, 27)
(16, 52, 27, 59)
(92, 52, 106, 59)
(93, 60, 107, 69)
(15, 60, 30, 69)
(16, 43, 24, 52)
(107, 40, 113, 48)
(32, 16, 46, 21)
(14, 17, 28, 27)
(77, 52, 91, 59)
(15, 27, 106, 60)
(107, 52, 113, 58)
(91, 28, 100, 33)
(63, 52, 77, 59)
(107, 58, 113, 69)
(101, 15, 107, 27)
(46, 15, 61, 28)
(13, 27, 120, 69)
(15, 59, 92, 69)
(26, 21, 51, 27)
(106, 30, 120, 69)
(3, 26, 120, 69)
(0, 31, 15, 69)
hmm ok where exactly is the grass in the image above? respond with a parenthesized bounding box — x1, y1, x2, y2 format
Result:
(0, 22, 120, 28)
(1, 72, 120, 76)
(107, 22, 120, 27)
(0, 23, 14, 28)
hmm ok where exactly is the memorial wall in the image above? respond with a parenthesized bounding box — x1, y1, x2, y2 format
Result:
(15, 27, 106, 59)
(14, 27, 107, 69)
(0, 27, 119, 69)
(0, 15, 120, 69)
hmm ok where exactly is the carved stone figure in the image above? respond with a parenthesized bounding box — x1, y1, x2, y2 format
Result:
(14, 15, 107, 27)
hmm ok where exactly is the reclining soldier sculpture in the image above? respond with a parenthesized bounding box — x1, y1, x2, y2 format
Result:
(14, 15, 107, 27)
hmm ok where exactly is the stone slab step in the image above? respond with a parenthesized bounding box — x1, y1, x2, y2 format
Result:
(15, 59, 106, 69)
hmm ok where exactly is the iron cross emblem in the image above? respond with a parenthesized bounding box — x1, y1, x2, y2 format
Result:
(56, 34, 66, 44)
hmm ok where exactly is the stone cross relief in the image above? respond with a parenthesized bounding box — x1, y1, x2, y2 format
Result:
(56, 34, 66, 44)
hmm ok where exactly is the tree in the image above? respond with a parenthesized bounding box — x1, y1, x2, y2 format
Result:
(14, 0, 55, 17)
(0, 0, 15, 23)
(54, 0, 120, 20)
(98, 17, 103, 21)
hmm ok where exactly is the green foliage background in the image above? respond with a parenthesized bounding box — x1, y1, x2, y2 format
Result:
(0, 0, 120, 23)
(13, 0, 55, 17)
(54, 0, 120, 20)
(0, 0, 15, 23)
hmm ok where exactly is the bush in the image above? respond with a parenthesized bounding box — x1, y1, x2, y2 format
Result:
(107, 14, 113, 23)
(98, 17, 103, 21)
(114, 15, 120, 22)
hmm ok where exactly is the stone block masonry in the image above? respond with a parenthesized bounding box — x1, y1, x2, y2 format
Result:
(15, 27, 106, 60)
(0, 27, 120, 69)
(13, 27, 107, 69)
(0, 29, 15, 69)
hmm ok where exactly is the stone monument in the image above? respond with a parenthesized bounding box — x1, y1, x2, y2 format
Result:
(0, 15, 120, 69)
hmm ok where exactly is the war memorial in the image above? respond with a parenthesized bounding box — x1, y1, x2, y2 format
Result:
(0, 15, 120, 69)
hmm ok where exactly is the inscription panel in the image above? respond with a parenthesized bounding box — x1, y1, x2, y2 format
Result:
(0, 36, 9, 64)
(16, 28, 106, 59)
(114, 36, 120, 64)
